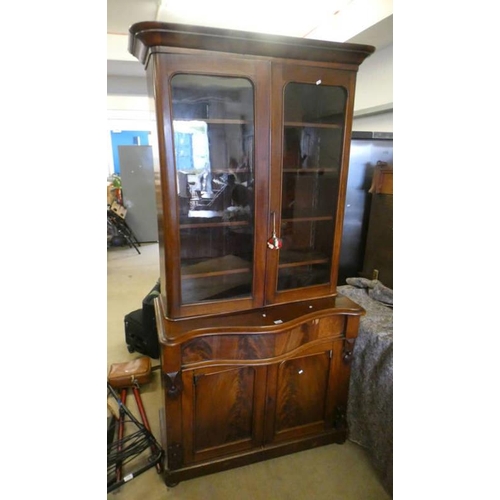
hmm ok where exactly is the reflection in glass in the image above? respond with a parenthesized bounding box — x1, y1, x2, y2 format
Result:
(278, 82, 347, 291)
(171, 74, 255, 305)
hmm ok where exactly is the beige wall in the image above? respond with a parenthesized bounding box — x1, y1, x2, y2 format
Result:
(353, 111, 393, 132)
(354, 43, 393, 114)
(352, 43, 393, 132)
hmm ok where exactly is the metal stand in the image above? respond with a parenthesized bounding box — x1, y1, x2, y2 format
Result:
(107, 382, 163, 493)
(107, 208, 141, 255)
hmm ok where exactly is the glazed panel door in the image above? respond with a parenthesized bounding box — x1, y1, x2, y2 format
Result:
(155, 54, 271, 319)
(266, 63, 357, 305)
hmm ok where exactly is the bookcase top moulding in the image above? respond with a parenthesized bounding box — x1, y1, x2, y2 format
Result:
(128, 21, 375, 67)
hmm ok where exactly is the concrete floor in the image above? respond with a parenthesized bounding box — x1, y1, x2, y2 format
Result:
(107, 243, 392, 499)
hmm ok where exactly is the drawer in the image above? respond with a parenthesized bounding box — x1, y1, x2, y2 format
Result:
(181, 315, 345, 365)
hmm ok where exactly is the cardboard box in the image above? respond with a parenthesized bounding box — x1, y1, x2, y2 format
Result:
(110, 200, 127, 219)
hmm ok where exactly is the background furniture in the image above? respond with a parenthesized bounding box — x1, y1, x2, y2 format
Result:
(361, 163, 393, 287)
(128, 22, 374, 487)
(107, 206, 141, 254)
(107, 358, 164, 493)
(338, 132, 393, 285)
(118, 145, 159, 243)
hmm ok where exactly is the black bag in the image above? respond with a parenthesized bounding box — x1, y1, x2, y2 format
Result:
(124, 280, 161, 359)
(142, 279, 160, 336)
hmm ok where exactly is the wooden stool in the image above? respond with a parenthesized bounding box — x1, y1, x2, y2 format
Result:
(108, 357, 160, 478)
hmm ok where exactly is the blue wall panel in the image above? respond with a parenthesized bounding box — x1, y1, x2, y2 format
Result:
(110, 131, 150, 174)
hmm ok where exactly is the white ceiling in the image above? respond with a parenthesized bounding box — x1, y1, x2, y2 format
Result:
(107, 0, 393, 78)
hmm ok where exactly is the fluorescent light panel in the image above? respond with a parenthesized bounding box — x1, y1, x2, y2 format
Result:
(157, 0, 352, 38)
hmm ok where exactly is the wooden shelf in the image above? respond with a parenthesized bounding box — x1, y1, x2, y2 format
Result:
(284, 121, 342, 129)
(175, 118, 251, 125)
(182, 266, 251, 279)
(281, 215, 333, 223)
(278, 258, 328, 269)
(180, 220, 249, 229)
(279, 250, 329, 268)
(181, 254, 252, 279)
(282, 168, 336, 173)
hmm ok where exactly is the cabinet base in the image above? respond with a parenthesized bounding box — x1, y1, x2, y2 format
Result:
(163, 430, 347, 487)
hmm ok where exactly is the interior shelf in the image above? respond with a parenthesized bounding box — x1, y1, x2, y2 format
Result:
(180, 220, 250, 229)
(284, 121, 342, 129)
(279, 250, 329, 268)
(282, 168, 337, 174)
(176, 118, 251, 124)
(281, 210, 334, 221)
(181, 254, 252, 279)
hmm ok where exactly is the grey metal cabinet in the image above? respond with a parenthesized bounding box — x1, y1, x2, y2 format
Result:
(338, 133, 393, 285)
(118, 145, 158, 243)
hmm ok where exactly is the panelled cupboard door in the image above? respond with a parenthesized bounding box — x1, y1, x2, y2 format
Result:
(264, 341, 345, 444)
(265, 63, 357, 305)
(153, 53, 271, 319)
(181, 365, 267, 464)
(180, 342, 348, 464)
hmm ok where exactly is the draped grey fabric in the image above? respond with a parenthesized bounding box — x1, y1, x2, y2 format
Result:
(338, 282, 393, 496)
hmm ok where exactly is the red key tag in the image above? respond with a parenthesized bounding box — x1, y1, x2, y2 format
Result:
(267, 235, 282, 250)
(267, 212, 282, 250)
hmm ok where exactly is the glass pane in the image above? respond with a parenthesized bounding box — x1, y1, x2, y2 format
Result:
(171, 74, 255, 305)
(278, 82, 347, 292)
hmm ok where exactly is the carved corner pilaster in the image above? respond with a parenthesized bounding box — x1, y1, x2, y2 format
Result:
(163, 370, 183, 399)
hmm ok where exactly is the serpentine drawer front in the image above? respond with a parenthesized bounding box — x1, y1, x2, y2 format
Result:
(180, 315, 345, 365)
